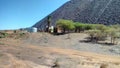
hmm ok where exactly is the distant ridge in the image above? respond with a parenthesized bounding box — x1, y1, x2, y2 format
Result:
(33, 0, 120, 29)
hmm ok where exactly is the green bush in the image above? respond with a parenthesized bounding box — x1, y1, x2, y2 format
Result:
(83, 24, 96, 30)
(74, 23, 99, 32)
(56, 19, 75, 33)
(74, 22, 83, 32)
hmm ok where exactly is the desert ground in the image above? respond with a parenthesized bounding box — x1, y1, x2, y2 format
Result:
(0, 32, 120, 68)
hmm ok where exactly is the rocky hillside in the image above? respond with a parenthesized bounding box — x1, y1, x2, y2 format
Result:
(33, 0, 120, 29)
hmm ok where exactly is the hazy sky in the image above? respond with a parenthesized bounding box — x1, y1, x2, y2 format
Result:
(0, 0, 69, 30)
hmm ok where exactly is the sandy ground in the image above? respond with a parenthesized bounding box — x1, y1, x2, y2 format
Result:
(0, 32, 120, 68)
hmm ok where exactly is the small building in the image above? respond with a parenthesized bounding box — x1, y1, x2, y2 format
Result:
(27, 27, 37, 33)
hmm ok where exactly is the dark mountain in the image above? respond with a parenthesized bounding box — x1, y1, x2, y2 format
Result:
(33, 0, 120, 29)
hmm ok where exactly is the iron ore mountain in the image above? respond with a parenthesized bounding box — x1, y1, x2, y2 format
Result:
(33, 0, 120, 29)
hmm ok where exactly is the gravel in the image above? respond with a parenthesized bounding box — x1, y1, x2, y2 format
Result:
(23, 33, 120, 56)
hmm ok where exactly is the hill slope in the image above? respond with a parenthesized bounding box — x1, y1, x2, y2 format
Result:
(33, 0, 120, 29)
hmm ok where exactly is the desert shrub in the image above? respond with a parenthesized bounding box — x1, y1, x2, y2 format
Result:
(84, 24, 96, 30)
(84, 24, 92, 30)
(56, 19, 75, 33)
(14, 30, 17, 33)
(20, 33, 25, 36)
(74, 23, 95, 32)
(56, 19, 75, 39)
(16, 33, 28, 39)
(95, 24, 108, 32)
(0, 32, 8, 38)
(74, 22, 83, 32)
(86, 24, 120, 44)
(107, 25, 120, 44)
(86, 24, 108, 42)
(87, 29, 107, 42)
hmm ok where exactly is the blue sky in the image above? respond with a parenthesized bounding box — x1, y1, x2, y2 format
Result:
(0, 0, 69, 30)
